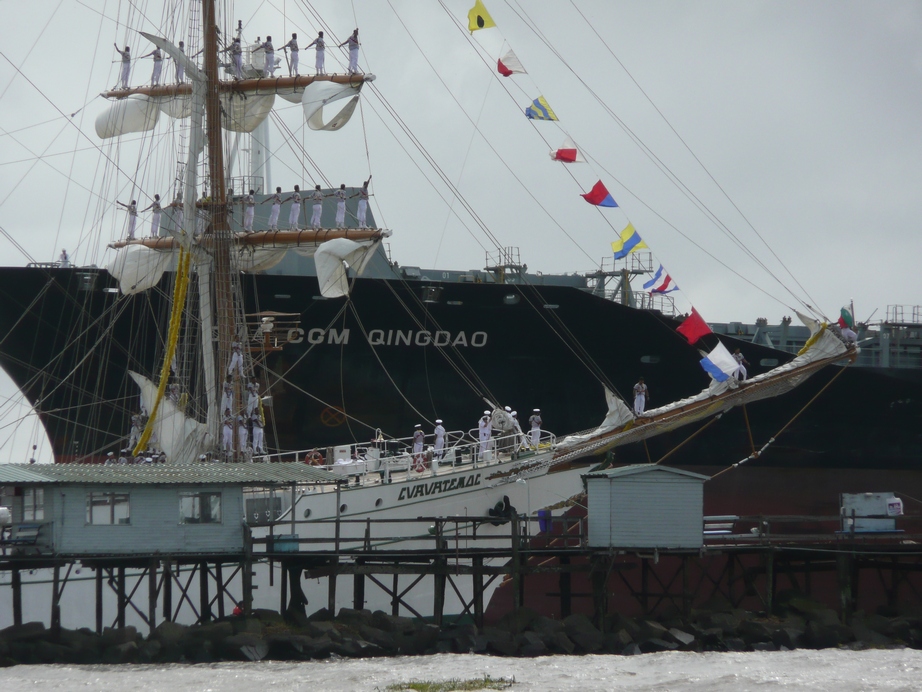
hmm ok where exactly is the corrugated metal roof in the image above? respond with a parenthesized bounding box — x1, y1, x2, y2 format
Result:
(585, 464, 710, 481)
(0, 463, 341, 485)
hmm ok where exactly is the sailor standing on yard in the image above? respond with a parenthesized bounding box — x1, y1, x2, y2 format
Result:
(281, 33, 299, 76)
(116, 199, 139, 239)
(175, 41, 186, 83)
(309, 185, 324, 229)
(261, 186, 283, 231)
(351, 177, 371, 228)
(246, 378, 259, 416)
(334, 184, 347, 228)
(306, 31, 325, 75)
(222, 37, 243, 79)
(285, 185, 302, 229)
(139, 46, 164, 85)
(114, 45, 131, 89)
(433, 419, 446, 459)
(237, 415, 249, 451)
(339, 29, 360, 74)
(733, 348, 750, 381)
(255, 36, 276, 77)
(633, 377, 648, 415)
(478, 411, 492, 461)
(221, 378, 234, 414)
(243, 189, 256, 232)
(528, 409, 542, 447)
(140, 195, 162, 237)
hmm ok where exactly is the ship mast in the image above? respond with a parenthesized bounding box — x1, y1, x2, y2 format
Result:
(201, 0, 233, 438)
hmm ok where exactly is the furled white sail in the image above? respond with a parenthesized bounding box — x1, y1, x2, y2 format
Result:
(302, 81, 362, 131)
(233, 246, 288, 273)
(95, 95, 160, 139)
(222, 93, 275, 133)
(107, 244, 173, 295)
(157, 95, 193, 119)
(130, 372, 211, 464)
(313, 238, 380, 298)
(559, 386, 634, 446)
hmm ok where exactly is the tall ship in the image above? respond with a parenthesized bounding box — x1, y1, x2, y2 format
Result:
(0, 0, 917, 522)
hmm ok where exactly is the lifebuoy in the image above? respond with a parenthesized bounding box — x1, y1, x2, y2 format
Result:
(305, 450, 324, 466)
(412, 454, 427, 473)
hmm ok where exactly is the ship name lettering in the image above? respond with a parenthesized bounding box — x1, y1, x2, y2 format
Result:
(397, 473, 481, 501)
(365, 330, 488, 348)
(287, 328, 304, 344)
(307, 328, 350, 345)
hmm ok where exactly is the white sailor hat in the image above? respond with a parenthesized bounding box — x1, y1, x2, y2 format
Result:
(107, 451, 114, 456)
(199, 454, 207, 460)
(435, 419, 442, 424)
(511, 411, 517, 416)
(533, 408, 540, 412)
(414, 423, 421, 428)
(504, 406, 511, 412)
(484, 410, 491, 415)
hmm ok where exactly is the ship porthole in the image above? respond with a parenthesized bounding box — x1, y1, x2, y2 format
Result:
(339, 504, 347, 513)
(303, 508, 311, 519)
(375, 498, 383, 507)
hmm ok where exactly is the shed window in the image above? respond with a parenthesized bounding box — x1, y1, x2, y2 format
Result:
(86, 492, 130, 525)
(180, 492, 222, 524)
(22, 488, 44, 521)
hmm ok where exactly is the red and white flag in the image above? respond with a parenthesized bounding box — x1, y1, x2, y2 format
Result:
(497, 49, 526, 77)
(550, 136, 585, 163)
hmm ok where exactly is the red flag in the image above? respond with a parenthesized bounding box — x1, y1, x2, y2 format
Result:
(676, 307, 712, 345)
(550, 136, 585, 163)
(497, 59, 513, 76)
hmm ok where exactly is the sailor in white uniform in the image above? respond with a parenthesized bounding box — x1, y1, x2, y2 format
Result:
(141, 194, 162, 237)
(256, 37, 276, 77)
(117, 199, 139, 239)
(243, 189, 256, 232)
(306, 31, 325, 75)
(433, 419, 446, 459)
(633, 378, 648, 415)
(281, 33, 299, 76)
(222, 37, 243, 79)
(285, 185, 302, 230)
(511, 411, 523, 452)
(246, 379, 260, 417)
(58, 249, 70, 267)
(128, 414, 141, 449)
(222, 412, 234, 454)
(351, 177, 371, 228)
(176, 41, 185, 83)
(339, 29, 360, 74)
(237, 415, 249, 452)
(220, 379, 234, 413)
(528, 409, 542, 447)
(732, 348, 749, 381)
(310, 185, 324, 229)
(227, 340, 244, 377)
(140, 47, 164, 85)
(261, 187, 283, 231)
(478, 411, 492, 461)
(412, 424, 425, 454)
(114, 44, 131, 89)
(334, 184, 347, 228)
(168, 382, 180, 403)
(251, 411, 266, 454)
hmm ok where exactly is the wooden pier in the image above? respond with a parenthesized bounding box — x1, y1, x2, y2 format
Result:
(4, 512, 922, 633)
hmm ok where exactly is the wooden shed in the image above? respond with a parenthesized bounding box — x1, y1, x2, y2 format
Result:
(0, 463, 338, 556)
(586, 464, 709, 549)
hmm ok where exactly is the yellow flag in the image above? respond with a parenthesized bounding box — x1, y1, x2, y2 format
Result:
(468, 0, 496, 32)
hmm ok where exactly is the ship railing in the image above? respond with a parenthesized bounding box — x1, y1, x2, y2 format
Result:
(253, 429, 548, 490)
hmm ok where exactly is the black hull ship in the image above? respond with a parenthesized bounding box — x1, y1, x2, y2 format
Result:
(0, 259, 918, 515)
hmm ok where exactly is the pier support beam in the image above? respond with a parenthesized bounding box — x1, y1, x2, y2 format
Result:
(117, 566, 126, 628)
(95, 566, 103, 634)
(473, 556, 484, 629)
(199, 561, 210, 623)
(12, 567, 22, 626)
(353, 558, 365, 611)
(148, 559, 158, 634)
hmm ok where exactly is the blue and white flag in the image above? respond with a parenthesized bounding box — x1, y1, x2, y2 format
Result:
(642, 265, 678, 294)
(699, 341, 738, 382)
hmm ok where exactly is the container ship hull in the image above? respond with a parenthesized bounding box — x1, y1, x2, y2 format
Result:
(0, 266, 919, 515)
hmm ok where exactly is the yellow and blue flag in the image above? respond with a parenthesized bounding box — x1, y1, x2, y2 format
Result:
(611, 223, 648, 259)
(525, 96, 558, 121)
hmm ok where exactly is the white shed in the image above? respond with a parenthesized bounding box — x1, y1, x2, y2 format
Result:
(586, 464, 709, 549)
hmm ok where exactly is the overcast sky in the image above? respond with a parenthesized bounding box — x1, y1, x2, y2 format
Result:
(0, 0, 920, 459)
